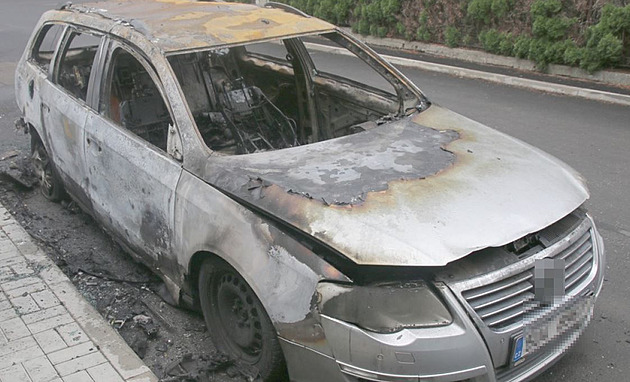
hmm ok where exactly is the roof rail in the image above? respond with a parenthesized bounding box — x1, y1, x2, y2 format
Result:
(264, 2, 310, 18)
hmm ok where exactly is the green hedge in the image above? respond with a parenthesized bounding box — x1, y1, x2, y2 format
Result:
(278, 0, 630, 72)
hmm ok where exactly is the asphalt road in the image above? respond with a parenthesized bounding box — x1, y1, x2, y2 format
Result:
(1, 1, 629, 381)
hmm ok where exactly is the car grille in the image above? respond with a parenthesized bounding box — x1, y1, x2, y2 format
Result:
(461, 227, 594, 331)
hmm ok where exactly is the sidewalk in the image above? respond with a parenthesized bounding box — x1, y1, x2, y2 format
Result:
(0, 204, 158, 382)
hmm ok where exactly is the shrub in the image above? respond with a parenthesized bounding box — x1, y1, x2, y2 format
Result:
(468, 0, 511, 24)
(514, 36, 532, 58)
(530, 0, 562, 19)
(358, 19, 370, 35)
(416, 10, 431, 42)
(498, 33, 514, 56)
(444, 26, 461, 48)
(563, 43, 583, 66)
(532, 16, 576, 41)
(490, 0, 510, 20)
(377, 26, 388, 38)
(467, 0, 493, 24)
(369, 24, 379, 36)
(527, 38, 550, 68)
(598, 4, 630, 35)
(479, 29, 509, 54)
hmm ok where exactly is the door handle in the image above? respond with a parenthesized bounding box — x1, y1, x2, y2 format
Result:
(28, 80, 34, 99)
(41, 103, 50, 113)
(87, 137, 102, 153)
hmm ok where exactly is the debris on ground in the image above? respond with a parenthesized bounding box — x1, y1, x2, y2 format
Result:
(0, 150, 19, 161)
(0, 152, 37, 189)
(161, 353, 262, 382)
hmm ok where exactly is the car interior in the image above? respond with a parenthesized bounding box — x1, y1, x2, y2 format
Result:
(104, 49, 172, 151)
(56, 31, 102, 102)
(169, 32, 404, 155)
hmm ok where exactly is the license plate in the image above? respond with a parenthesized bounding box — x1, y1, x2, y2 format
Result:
(511, 295, 594, 366)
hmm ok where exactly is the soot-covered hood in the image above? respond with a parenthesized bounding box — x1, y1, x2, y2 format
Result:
(197, 105, 589, 266)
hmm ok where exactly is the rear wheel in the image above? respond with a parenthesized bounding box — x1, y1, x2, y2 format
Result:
(31, 137, 64, 201)
(199, 259, 288, 381)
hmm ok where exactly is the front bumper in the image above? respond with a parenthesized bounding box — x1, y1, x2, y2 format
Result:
(280, 217, 604, 382)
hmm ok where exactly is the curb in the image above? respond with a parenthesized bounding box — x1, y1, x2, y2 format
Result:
(307, 42, 630, 107)
(0, 204, 158, 382)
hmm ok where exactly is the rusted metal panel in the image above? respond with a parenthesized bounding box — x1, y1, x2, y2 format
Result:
(72, 0, 335, 53)
(199, 105, 589, 267)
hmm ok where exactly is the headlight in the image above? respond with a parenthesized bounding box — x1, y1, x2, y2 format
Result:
(317, 280, 452, 333)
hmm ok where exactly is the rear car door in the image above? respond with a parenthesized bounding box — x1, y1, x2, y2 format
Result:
(40, 27, 105, 210)
(84, 41, 182, 264)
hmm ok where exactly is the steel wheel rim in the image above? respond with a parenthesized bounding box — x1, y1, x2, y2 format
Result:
(215, 272, 264, 360)
(31, 146, 55, 197)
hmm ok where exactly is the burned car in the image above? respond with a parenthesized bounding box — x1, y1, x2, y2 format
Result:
(14, 1, 604, 381)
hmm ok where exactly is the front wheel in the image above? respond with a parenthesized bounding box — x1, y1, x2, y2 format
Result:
(199, 259, 288, 381)
(31, 138, 65, 201)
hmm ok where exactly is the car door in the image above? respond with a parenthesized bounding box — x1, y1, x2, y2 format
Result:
(84, 40, 182, 264)
(40, 26, 105, 210)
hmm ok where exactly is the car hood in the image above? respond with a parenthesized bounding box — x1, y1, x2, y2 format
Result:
(198, 105, 589, 266)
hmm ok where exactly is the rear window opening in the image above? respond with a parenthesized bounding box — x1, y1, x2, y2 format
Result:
(168, 32, 422, 155)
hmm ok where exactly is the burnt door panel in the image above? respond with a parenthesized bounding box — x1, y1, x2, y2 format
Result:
(40, 28, 105, 211)
(40, 83, 89, 204)
(84, 112, 181, 263)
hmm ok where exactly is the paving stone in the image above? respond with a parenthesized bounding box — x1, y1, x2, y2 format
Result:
(34, 329, 68, 354)
(0, 299, 12, 312)
(22, 305, 67, 325)
(54, 352, 106, 377)
(48, 342, 98, 365)
(86, 362, 124, 382)
(38, 267, 69, 288)
(27, 314, 75, 335)
(0, 249, 20, 262)
(11, 295, 41, 315)
(1, 277, 42, 292)
(30, 290, 61, 310)
(56, 323, 89, 347)
(0, 317, 32, 340)
(0, 343, 44, 370)
(0, 335, 37, 357)
(9, 259, 35, 275)
(2, 223, 30, 244)
(23, 355, 60, 382)
(15, 241, 41, 258)
(5, 282, 48, 299)
(61, 370, 94, 382)
(0, 363, 32, 382)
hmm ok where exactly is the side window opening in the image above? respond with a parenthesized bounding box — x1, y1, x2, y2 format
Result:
(31, 24, 65, 72)
(56, 30, 102, 101)
(101, 48, 172, 152)
(303, 34, 398, 98)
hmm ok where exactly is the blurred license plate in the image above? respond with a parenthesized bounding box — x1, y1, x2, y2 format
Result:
(511, 295, 594, 366)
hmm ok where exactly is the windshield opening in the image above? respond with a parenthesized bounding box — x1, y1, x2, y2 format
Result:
(168, 32, 422, 155)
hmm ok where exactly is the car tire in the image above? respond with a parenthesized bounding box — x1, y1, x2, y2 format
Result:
(31, 137, 65, 201)
(199, 258, 288, 381)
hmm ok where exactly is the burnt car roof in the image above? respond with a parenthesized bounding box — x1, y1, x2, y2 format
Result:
(63, 0, 335, 53)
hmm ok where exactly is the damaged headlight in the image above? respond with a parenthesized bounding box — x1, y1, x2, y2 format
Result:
(317, 281, 452, 333)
